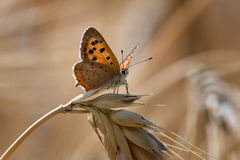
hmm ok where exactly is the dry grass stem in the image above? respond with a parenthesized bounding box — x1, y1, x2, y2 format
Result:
(72, 93, 211, 160)
(0, 89, 99, 160)
(0, 105, 65, 160)
(185, 67, 240, 160)
(1, 86, 215, 160)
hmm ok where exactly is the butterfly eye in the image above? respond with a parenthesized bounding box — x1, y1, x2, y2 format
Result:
(121, 70, 126, 75)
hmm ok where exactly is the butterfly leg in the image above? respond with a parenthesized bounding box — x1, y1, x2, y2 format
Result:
(124, 80, 129, 94)
(116, 87, 119, 94)
(113, 87, 120, 94)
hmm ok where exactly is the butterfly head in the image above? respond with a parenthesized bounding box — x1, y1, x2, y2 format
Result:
(120, 68, 129, 77)
(119, 51, 133, 78)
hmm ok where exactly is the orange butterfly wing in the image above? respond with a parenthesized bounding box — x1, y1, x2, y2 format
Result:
(120, 43, 139, 70)
(80, 27, 120, 73)
(73, 61, 119, 91)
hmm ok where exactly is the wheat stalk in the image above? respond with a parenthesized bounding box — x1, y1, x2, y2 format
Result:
(1, 89, 209, 160)
(186, 66, 240, 160)
(70, 93, 210, 160)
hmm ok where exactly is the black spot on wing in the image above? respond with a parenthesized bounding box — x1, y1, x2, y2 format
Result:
(92, 57, 97, 61)
(100, 48, 105, 53)
(89, 49, 94, 54)
(106, 56, 110, 60)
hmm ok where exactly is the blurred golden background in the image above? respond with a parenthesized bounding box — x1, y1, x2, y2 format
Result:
(1, 0, 240, 159)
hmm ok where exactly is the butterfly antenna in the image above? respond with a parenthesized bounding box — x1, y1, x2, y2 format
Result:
(130, 57, 153, 68)
(121, 50, 124, 63)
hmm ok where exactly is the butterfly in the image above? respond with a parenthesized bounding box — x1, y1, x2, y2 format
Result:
(73, 27, 138, 94)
